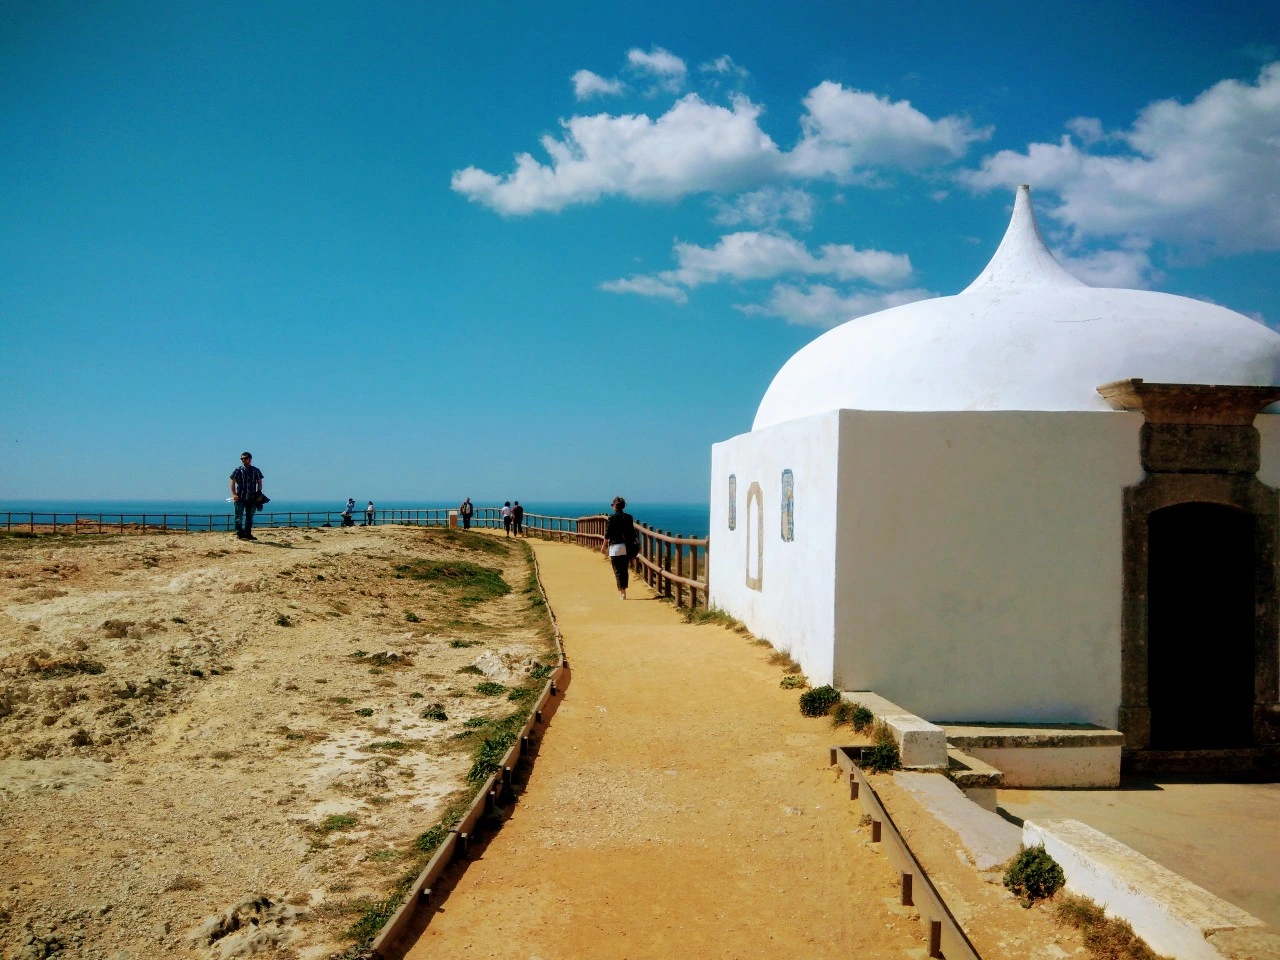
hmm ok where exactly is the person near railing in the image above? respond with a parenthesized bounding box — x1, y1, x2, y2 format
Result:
(501, 501, 513, 537)
(459, 497, 474, 530)
(512, 500, 525, 537)
(602, 496, 638, 600)
(229, 451, 264, 541)
(364, 501, 375, 526)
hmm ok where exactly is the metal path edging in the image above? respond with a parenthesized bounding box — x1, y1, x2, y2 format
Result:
(832, 746, 983, 960)
(368, 542, 569, 958)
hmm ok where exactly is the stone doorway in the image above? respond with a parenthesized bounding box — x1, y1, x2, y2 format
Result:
(1101, 379, 1280, 770)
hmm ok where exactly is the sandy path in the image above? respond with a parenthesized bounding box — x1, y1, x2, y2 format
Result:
(397, 539, 929, 960)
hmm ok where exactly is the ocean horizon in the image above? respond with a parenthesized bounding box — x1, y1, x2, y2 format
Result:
(0, 499, 711, 538)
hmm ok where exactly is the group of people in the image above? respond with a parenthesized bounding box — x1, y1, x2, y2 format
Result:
(340, 498, 376, 526)
(454, 497, 522, 535)
(231, 456, 636, 603)
(499, 500, 525, 537)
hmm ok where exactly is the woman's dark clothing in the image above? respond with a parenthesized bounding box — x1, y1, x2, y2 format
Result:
(605, 511, 636, 590)
(610, 555, 630, 590)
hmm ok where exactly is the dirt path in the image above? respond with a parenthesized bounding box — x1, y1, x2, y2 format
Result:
(397, 539, 932, 960)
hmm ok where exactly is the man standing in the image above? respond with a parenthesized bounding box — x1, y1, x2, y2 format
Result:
(230, 452, 264, 541)
(459, 497, 474, 530)
(511, 500, 524, 537)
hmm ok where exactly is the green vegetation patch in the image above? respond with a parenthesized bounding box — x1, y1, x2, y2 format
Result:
(779, 674, 806, 690)
(393, 559, 511, 605)
(474, 681, 506, 696)
(831, 700, 874, 732)
(421, 526, 512, 556)
(316, 813, 359, 833)
(799, 685, 841, 717)
(1004, 845, 1065, 903)
(467, 713, 522, 783)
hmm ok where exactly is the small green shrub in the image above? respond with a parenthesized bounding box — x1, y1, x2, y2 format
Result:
(354, 707, 374, 717)
(420, 704, 447, 721)
(831, 700, 875, 731)
(410, 691, 423, 699)
(404, 611, 420, 623)
(474, 681, 506, 696)
(798, 685, 841, 717)
(850, 704, 875, 732)
(779, 674, 807, 689)
(462, 716, 490, 729)
(457, 665, 483, 675)
(449, 639, 480, 649)
(528, 663, 554, 680)
(830, 700, 853, 727)
(275, 614, 292, 627)
(1004, 845, 1065, 903)
(860, 740, 901, 773)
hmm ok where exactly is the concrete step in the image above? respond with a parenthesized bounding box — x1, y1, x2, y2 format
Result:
(942, 722, 1123, 788)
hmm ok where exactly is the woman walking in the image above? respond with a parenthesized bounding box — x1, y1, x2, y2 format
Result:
(602, 496, 637, 599)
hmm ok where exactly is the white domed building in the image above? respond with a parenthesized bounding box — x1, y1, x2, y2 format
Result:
(709, 186, 1280, 770)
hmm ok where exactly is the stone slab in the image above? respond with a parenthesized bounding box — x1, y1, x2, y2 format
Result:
(1024, 818, 1265, 960)
(944, 723, 1122, 787)
(893, 771, 1022, 871)
(843, 691, 948, 768)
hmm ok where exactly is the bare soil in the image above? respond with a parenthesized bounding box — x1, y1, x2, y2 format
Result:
(0, 525, 554, 959)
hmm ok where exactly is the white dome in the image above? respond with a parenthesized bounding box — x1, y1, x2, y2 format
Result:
(753, 186, 1280, 430)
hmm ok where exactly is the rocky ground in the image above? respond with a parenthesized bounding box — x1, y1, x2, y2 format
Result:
(0, 524, 554, 959)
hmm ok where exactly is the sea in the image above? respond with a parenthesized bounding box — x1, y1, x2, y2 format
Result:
(0, 500, 711, 539)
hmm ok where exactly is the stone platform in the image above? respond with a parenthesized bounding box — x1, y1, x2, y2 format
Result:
(943, 722, 1124, 788)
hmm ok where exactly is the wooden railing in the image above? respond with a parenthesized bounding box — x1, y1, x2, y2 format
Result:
(525, 513, 709, 610)
(1, 506, 710, 610)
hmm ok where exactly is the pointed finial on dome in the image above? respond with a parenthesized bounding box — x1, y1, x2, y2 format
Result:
(961, 184, 1086, 293)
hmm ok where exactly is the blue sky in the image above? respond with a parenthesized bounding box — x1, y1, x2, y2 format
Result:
(3, 1, 1278, 502)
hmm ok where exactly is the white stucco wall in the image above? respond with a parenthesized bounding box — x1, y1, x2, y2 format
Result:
(833, 410, 1144, 727)
(709, 412, 840, 684)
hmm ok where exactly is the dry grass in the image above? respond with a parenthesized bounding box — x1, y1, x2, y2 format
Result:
(1054, 892, 1172, 960)
(682, 606, 749, 633)
(767, 649, 802, 674)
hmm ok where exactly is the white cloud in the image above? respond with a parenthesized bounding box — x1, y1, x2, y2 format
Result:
(712, 187, 814, 228)
(699, 55, 749, 80)
(786, 81, 992, 178)
(1065, 116, 1105, 146)
(451, 95, 782, 214)
(572, 70, 624, 100)
(453, 78, 992, 215)
(1055, 244, 1161, 288)
(965, 63, 1280, 256)
(739, 283, 934, 328)
(598, 276, 688, 303)
(665, 231, 912, 287)
(627, 46, 687, 93)
(601, 230, 914, 305)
